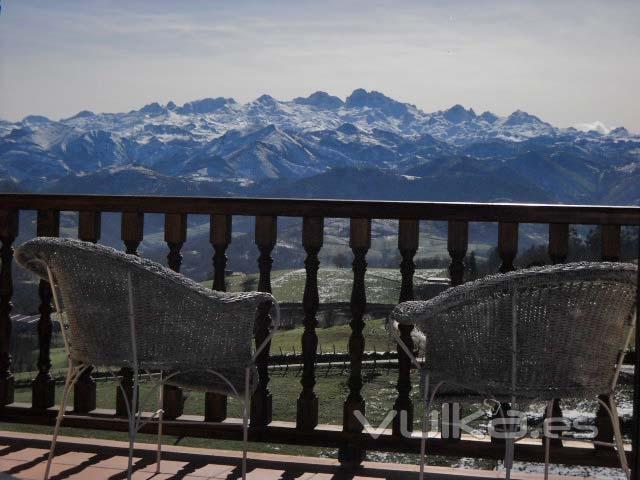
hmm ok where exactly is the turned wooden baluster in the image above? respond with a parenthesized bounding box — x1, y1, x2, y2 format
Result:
(594, 224, 621, 451)
(0, 210, 18, 406)
(251, 216, 277, 427)
(32, 210, 59, 410)
(205, 214, 232, 422)
(548, 223, 569, 265)
(392, 219, 418, 436)
(211, 214, 231, 292)
(296, 217, 323, 431)
(633, 237, 640, 480)
(498, 222, 518, 274)
(492, 222, 519, 444)
(543, 223, 570, 449)
(73, 211, 101, 413)
(163, 213, 187, 419)
(442, 220, 469, 441)
(339, 218, 371, 468)
(116, 212, 144, 417)
(448, 221, 468, 286)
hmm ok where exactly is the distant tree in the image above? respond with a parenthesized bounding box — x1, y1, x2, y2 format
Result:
(586, 226, 602, 259)
(483, 247, 501, 274)
(516, 244, 549, 268)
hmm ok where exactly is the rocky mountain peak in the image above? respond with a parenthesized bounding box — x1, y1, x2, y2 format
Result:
(293, 91, 344, 109)
(443, 104, 476, 124)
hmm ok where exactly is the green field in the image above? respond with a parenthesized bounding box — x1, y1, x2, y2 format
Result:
(202, 267, 448, 304)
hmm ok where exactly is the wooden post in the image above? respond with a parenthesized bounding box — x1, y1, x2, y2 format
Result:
(0, 210, 18, 406)
(205, 214, 232, 422)
(493, 222, 519, 443)
(631, 226, 639, 480)
(74, 211, 101, 413)
(31, 210, 59, 410)
(339, 218, 370, 468)
(210, 214, 231, 292)
(393, 219, 418, 436)
(162, 213, 187, 420)
(117, 212, 144, 417)
(544, 223, 570, 449)
(548, 223, 569, 264)
(296, 216, 323, 431)
(122, 212, 144, 256)
(442, 220, 469, 441)
(594, 224, 621, 451)
(251, 216, 277, 427)
(448, 220, 468, 286)
(498, 222, 518, 273)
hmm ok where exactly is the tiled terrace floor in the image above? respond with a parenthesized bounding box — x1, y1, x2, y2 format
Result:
(0, 431, 589, 480)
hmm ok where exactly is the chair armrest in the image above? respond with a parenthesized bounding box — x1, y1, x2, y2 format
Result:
(389, 300, 435, 328)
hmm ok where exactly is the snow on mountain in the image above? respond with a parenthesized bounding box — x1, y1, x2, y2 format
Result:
(2, 88, 638, 204)
(574, 121, 613, 135)
(175, 97, 236, 115)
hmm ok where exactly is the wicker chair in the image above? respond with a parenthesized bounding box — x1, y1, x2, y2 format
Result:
(388, 262, 637, 480)
(15, 237, 280, 480)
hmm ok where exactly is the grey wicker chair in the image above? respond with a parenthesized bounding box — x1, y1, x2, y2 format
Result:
(15, 237, 280, 480)
(388, 261, 637, 480)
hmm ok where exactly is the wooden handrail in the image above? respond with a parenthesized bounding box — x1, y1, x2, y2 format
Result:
(0, 193, 638, 224)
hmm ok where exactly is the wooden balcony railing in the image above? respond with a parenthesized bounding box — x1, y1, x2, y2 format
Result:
(0, 193, 638, 475)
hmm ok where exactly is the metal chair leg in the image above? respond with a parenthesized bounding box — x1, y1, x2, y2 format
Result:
(156, 372, 164, 474)
(544, 399, 554, 480)
(500, 401, 515, 480)
(419, 372, 429, 480)
(44, 364, 86, 480)
(608, 396, 631, 480)
(125, 369, 140, 480)
(242, 366, 251, 480)
(594, 396, 630, 480)
(505, 438, 514, 480)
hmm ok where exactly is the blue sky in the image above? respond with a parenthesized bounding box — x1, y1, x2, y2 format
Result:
(1, 0, 639, 131)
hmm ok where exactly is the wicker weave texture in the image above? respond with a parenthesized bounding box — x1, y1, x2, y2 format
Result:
(390, 262, 637, 400)
(16, 237, 276, 394)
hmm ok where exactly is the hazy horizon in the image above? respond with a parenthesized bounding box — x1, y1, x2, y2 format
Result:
(2, 0, 639, 131)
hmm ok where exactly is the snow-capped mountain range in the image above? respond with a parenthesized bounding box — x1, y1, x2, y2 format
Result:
(1, 88, 639, 204)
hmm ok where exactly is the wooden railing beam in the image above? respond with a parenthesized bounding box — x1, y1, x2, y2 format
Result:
(0, 194, 638, 225)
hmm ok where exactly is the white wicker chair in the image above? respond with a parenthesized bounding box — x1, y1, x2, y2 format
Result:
(16, 237, 280, 480)
(388, 261, 637, 480)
